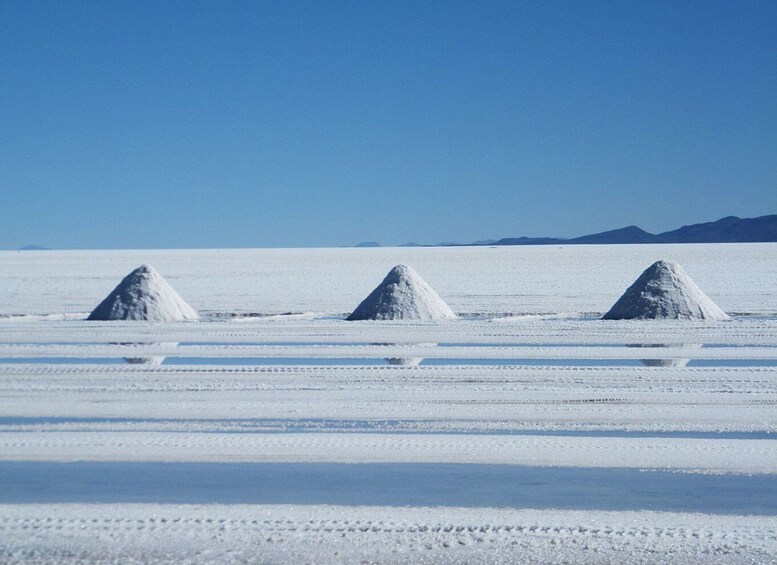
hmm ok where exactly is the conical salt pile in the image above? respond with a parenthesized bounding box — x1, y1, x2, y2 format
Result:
(347, 265, 456, 321)
(602, 260, 728, 320)
(88, 264, 199, 321)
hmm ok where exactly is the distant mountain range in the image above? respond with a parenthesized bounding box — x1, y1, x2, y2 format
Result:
(492, 215, 777, 246)
(354, 214, 777, 248)
(17, 217, 775, 252)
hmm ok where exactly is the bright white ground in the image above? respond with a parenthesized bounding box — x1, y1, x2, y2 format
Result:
(1, 243, 775, 317)
(2, 505, 776, 565)
(0, 244, 776, 563)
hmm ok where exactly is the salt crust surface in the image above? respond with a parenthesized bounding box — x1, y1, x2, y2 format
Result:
(1, 245, 776, 564)
(1, 504, 775, 564)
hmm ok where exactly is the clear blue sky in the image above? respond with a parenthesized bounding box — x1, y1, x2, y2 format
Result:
(2, 1, 776, 249)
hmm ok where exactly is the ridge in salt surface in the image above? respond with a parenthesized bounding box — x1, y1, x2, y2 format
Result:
(602, 260, 729, 320)
(87, 264, 199, 321)
(347, 265, 456, 321)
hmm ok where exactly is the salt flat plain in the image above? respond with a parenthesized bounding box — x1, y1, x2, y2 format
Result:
(1, 243, 775, 317)
(0, 244, 776, 564)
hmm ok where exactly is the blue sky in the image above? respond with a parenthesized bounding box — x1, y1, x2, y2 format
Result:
(2, 1, 776, 249)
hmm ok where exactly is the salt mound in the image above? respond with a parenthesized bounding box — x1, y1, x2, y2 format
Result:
(88, 265, 198, 321)
(602, 260, 728, 320)
(347, 265, 456, 321)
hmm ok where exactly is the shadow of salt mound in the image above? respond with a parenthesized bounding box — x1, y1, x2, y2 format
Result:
(113, 342, 177, 366)
(627, 344, 702, 368)
(371, 343, 435, 367)
(385, 357, 424, 366)
(641, 358, 689, 368)
(124, 355, 166, 366)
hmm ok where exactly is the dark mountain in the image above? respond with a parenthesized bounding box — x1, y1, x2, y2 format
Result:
(495, 236, 565, 246)
(351, 215, 777, 249)
(654, 215, 777, 243)
(570, 225, 656, 244)
(489, 214, 777, 247)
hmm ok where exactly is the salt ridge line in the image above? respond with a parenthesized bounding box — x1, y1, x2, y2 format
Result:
(0, 320, 774, 345)
(0, 343, 775, 359)
(1, 505, 774, 565)
(1, 362, 775, 376)
(0, 318, 766, 331)
(0, 314, 773, 329)
(2, 417, 775, 436)
(0, 432, 775, 473)
(3, 402, 776, 433)
(1, 362, 775, 387)
(2, 364, 775, 390)
(0, 411, 777, 434)
(3, 415, 774, 434)
(0, 331, 774, 345)
(3, 381, 775, 396)
(2, 384, 774, 405)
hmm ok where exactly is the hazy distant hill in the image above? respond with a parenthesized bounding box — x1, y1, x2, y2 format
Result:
(17, 245, 49, 251)
(495, 236, 566, 246)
